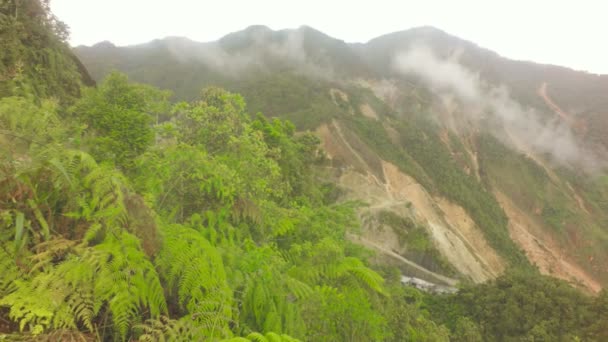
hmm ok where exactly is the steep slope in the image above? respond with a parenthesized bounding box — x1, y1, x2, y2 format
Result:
(317, 119, 504, 283)
(74, 26, 608, 292)
(0, 0, 93, 102)
(3, 2, 607, 339)
(361, 27, 608, 152)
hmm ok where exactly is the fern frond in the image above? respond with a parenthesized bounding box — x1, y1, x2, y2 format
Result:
(0, 242, 21, 296)
(29, 237, 78, 272)
(246, 332, 269, 342)
(136, 315, 212, 342)
(93, 232, 167, 340)
(1, 231, 166, 339)
(284, 277, 313, 301)
(279, 334, 301, 342)
(233, 332, 301, 342)
(264, 332, 286, 342)
(155, 223, 233, 338)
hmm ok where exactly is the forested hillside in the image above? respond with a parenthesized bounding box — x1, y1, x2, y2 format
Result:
(75, 22, 608, 292)
(1, 1, 607, 341)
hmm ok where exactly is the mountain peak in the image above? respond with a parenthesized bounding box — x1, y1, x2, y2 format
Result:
(90, 40, 116, 49)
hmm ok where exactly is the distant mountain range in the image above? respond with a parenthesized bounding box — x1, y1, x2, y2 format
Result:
(75, 25, 608, 292)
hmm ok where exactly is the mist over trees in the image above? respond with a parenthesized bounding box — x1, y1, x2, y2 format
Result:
(0, 1, 607, 341)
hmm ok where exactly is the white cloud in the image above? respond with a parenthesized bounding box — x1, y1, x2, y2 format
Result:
(51, 0, 608, 74)
(393, 46, 607, 171)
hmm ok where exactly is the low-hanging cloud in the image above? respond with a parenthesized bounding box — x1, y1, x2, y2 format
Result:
(393, 45, 606, 172)
(164, 29, 334, 79)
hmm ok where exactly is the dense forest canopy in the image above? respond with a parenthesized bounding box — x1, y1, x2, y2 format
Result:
(0, 1, 607, 341)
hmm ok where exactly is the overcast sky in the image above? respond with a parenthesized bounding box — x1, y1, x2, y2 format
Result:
(51, 0, 607, 74)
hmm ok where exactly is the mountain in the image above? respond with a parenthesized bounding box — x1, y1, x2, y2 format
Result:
(2, 1, 608, 339)
(76, 26, 608, 151)
(75, 25, 608, 292)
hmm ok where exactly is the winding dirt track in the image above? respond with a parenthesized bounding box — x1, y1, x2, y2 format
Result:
(348, 233, 459, 286)
(538, 82, 571, 124)
(318, 120, 505, 283)
(538, 82, 587, 135)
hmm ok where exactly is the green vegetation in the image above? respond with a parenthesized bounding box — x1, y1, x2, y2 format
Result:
(477, 134, 573, 232)
(346, 113, 530, 268)
(1, 1, 607, 340)
(377, 211, 456, 276)
(233, 73, 346, 130)
(72, 72, 171, 170)
(393, 116, 529, 268)
(427, 271, 608, 341)
(0, 73, 410, 340)
(478, 134, 608, 283)
(344, 111, 434, 189)
(0, 0, 93, 102)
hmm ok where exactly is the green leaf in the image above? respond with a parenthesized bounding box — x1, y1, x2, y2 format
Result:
(14, 211, 25, 254)
(49, 158, 73, 187)
(28, 199, 50, 240)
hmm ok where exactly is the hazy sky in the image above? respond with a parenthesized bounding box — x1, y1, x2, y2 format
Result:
(51, 0, 607, 74)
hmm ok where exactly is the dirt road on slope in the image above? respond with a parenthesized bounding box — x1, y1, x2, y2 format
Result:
(538, 82, 571, 123)
(538, 82, 587, 134)
(348, 233, 459, 286)
(317, 120, 505, 284)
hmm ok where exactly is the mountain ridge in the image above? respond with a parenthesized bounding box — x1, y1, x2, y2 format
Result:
(76, 25, 608, 76)
(2, 1, 608, 339)
(73, 24, 608, 292)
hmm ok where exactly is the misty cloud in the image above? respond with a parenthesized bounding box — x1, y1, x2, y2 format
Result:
(393, 46, 605, 172)
(164, 29, 334, 79)
(395, 46, 480, 102)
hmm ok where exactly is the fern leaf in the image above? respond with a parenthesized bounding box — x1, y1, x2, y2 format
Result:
(155, 223, 232, 338)
(246, 332, 269, 342)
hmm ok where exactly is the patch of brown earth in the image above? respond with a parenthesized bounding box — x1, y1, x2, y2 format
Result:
(435, 198, 504, 275)
(494, 190, 601, 293)
(538, 82, 571, 124)
(337, 162, 498, 283)
(354, 79, 400, 107)
(316, 122, 368, 174)
(330, 88, 349, 103)
(383, 123, 401, 145)
(438, 129, 451, 149)
(565, 182, 591, 215)
(359, 103, 379, 120)
(316, 120, 505, 283)
(381, 161, 501, 282)
(538, 82, 587, 135)
(315, 123, 339, 160)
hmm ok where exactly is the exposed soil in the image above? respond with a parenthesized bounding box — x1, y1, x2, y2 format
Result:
(565, 182, 591, 215)
(538, 82, 587, 135)
(383, 123, 401, 145)
(494, 190, 601, 293)
(436, 198, 504, 275)
(316, 122, 368, 174)
(461, 133, 482, 181)
(382, 161, 497, 277)
(538, 82, 571, 124)
(317, 112, 505, 284)
(349, 159, 503, 283)
(330, 88, 349, 103)
(359, 103, 379, 120)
